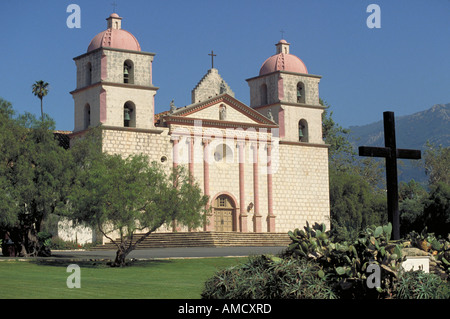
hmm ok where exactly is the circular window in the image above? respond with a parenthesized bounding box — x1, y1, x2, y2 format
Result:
(214, 144, 233, 162)
(160, 156, 167, 163)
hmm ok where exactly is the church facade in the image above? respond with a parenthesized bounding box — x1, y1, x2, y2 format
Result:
(64, 13, 330, 243)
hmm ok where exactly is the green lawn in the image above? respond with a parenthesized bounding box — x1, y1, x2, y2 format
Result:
(0, 257, 246, 299)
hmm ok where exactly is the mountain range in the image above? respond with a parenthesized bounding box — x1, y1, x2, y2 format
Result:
(346, 103, 450, 184)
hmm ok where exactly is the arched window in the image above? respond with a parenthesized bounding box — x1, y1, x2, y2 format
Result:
(299, 119, 308, 142)
(297, 82, 305, 103)
(86, 62, 92, 86)
(124, 101, 136, 127)
(84, 104, 91, 129)
(260, 83, 268, 105)
(123, 60, 134, 84)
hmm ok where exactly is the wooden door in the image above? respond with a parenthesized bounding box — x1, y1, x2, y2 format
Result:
(214, 209, 233, 232)
(214, 195, 235, 232)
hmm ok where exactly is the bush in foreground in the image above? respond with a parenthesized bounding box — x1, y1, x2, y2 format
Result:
(201, 255, 336, 299)
(202, 222, 449, 299)
(395, 270, 450, 299)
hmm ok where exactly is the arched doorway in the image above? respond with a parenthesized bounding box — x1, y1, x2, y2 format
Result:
(213, 194, 236, 232)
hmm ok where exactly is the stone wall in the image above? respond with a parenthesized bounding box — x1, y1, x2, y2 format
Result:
(103, 49, 154, 86)
(273, 143, 330, 232)
(102, 127, 172, 164)
(280, 73, 321, 106)
(101, 125, 329, 235)
(191, 68, 234, 104)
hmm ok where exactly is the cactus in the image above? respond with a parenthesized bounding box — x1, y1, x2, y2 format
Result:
(286, 222, 405, 297)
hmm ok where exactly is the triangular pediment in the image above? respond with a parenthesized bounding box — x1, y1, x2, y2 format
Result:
(165, 94, 277, 127)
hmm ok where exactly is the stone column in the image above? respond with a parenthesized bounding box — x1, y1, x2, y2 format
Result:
(171, 137, 180, 232)
(252, 142, 262, 232)
(238, 140, 247, 232)
(203, 138, 213, 231)
(187, 136, 194, 184)
(266, 143, 276, 232)
(172, 137, 179, 170)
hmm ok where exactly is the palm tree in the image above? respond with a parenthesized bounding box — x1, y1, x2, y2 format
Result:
(32, 80, 49, 120)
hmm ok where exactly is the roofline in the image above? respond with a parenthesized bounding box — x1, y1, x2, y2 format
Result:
(69, 125, 165, 138)
(246, 70, 322, 82)
(164, 115, 278, 130)
(169, 93, 277, 126)
(252, 102, 326, 111)
(70, 81, 159, 95)
(73, 47, 155, 60)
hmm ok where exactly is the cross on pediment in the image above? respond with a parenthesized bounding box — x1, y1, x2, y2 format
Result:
(208, 50, 217, 69)
(359, 111, 421, 240)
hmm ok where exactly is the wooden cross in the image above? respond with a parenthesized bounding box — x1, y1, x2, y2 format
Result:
(359, 111, 421, 240)
(280, 29, 285, 39)
(208, 50, 217, 69)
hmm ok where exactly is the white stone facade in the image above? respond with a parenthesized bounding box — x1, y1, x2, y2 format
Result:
(62, 14, 330, 244)
(72, 48, 157, 132)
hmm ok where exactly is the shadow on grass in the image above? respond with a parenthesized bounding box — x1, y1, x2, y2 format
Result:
(29, 258, 173, 269)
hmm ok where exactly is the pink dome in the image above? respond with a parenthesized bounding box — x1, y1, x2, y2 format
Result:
(259, 40, 308, 75)
(87, 14, 141, 52)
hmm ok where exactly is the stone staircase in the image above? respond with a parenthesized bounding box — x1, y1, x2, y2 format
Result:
(90, 232, 290, 250)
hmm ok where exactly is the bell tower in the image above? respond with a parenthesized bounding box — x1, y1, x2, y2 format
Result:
(247, 39, 325, 144)
(71, 13, 158, 132)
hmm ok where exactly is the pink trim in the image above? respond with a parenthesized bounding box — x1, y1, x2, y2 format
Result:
(99, 88, 107, 123)
(267, 144, 275, 232)
(238, 141, 247, 232)
(101, 53, 107, 80)
(252, 143, 262, 232)
(172, 138, 179, 168)
(278, 76, 284, 100)
(203, 139, 212, 231)
(188, 137, 194, 181)
(278, 108, 285, 138)
(172, 138, 180, 232)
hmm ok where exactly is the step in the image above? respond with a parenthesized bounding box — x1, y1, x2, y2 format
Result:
(90, 232, 290, 250)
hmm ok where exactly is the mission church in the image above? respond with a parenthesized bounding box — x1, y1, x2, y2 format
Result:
(61, 13, 330, 244)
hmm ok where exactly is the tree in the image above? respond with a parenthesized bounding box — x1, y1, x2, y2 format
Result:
(0, 99, 20, 230)
(423, 142, 450, 187)
(31, 80, 49, 120)
(0, 98, 73, 256)
(398, 180, 428, 236)
(69, 137, 209, 266)
(321, 98, 354, 170)
(329, 170, 387, 241)
(397, 143, 450, 235)
(321, 99, 387, 240)
(321, 99, 384, 186)
(420, 182, 450, 237)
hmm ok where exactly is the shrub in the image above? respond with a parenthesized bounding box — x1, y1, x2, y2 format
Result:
(48, 236, 97, 250)
(395, 270, 450, 299)
(201, 255, 336, 299)
(285, 222, 405, 298)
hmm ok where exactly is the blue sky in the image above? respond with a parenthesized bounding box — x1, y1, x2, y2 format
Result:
(1, 0, 449, 131)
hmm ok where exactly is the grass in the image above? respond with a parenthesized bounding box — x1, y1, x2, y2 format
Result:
(0, 257, 246, 299)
